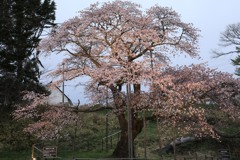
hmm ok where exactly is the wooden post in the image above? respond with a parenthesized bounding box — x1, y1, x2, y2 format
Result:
(32, 144, 34, 160)
(105, 115, 109, 152)
(105, 90, 109, 152)
(195, 152, 198, 160)
(127, 83, 133, 158)
(87, 141, 89, 151)
(156, 118, 162, 150)
(143, 110, 147, 159)
(173, 138, 176, 160)
(111, 136, 113, 149)
(102, 139, 103, 151)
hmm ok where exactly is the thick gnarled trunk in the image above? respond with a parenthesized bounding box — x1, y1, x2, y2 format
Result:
(110, 84, 143, 158)
(112, 114, 143, 158)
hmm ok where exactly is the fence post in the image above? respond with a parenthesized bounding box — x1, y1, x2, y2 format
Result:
(32, 144, 34, 160)
(102, 139, 103, 151)
(210, 152, 214, 160)
(195, 152, 198, 160)
(111, 137, 113, 149)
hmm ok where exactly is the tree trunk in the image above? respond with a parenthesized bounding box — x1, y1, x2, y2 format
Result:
(110, 84, 143, 158)
(112, 114, 143, 158)
(112, 130, 131, 158)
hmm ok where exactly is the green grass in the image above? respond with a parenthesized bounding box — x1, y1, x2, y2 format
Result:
(0, 150, 111, 160)
(58, 151, 111, 159)
(0, 150, 31, 160)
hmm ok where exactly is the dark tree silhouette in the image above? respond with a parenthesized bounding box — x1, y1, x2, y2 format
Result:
(0, 0, 56, 110)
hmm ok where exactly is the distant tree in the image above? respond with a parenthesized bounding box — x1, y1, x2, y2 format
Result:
(0, 0, 56, 110)
(31, 0, 239, 158)
(232, 48, 240, 76)
(213, 23, 240, 75)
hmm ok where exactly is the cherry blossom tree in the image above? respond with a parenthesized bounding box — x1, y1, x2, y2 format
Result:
(149, 64, 240, 137)
(13, 92, 81, 141)
(35, 1, 239, 158)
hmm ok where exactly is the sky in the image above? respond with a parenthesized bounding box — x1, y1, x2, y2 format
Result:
(41, 0, 240, 104)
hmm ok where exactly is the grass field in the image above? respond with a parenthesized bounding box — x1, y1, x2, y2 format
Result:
(0, 150, 111, 160)
(0, 150, 31, 160)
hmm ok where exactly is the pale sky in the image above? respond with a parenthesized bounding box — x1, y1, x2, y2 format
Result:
(41, 0, 240, 104)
